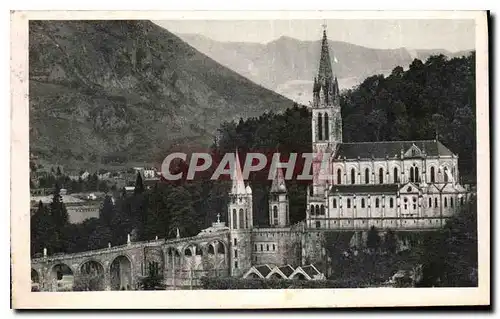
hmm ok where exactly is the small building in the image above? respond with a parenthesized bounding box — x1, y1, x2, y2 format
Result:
(242, 264, 325, 281)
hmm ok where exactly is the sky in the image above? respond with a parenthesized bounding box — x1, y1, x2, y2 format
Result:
(154, 19, 475, 52)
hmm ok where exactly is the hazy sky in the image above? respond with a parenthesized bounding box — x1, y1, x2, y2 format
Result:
(154, 19, 475, 52)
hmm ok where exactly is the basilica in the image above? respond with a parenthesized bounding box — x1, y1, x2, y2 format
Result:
(224, 29, 471, 277)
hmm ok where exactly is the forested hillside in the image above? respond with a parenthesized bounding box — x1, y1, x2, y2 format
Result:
(31, 53, 476, 257)
(341, 53, 476, 181)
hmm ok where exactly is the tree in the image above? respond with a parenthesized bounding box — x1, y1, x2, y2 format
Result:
(383, 229, 397, 254)
(50, 183, 68, 228)
(366, 226, 381, 252)
(30, 201, 54, 256)
(138, 263, 166, 290)
(134, 172, 144, 194)
(56, 166, 62, 176)
(100, 195, 115, 225)
(88, 224, 113, 250)
(73, 272, 105, 291)
(416, 199, 477, 287)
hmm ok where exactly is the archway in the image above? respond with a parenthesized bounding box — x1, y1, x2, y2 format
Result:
(208, 240, 227, 277)
(110, 255, 132, 291)
(31, 268, 40, 291)
(49, 263, 74, 291)
(77, 260, 105, 291)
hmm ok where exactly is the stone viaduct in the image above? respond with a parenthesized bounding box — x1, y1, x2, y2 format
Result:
(31, 229, 230, 291)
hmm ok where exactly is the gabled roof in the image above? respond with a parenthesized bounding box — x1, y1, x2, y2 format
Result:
(243, 266, 266, 279)
(330, 184, 399, 194)
(266, 266, 290, 279)
(289, 267, 312, 280)
(278, 265, 295, 277)
(398, 182, 420, 194)
(302, 264, 321, 278)
(425, 184, 442, 194)
(440, 183, 460, 193)
(255, 264, 272, 277)
(334, 140, 454, 160)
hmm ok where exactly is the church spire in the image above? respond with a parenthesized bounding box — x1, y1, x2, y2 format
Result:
(317, 28, 334, 85)
(270, 165, 287, 193)
(231, 149, 246, 194)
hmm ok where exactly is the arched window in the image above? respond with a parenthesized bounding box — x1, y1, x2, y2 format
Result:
(232, 209, 237, 229)
(315, 205, 319, 215)
(320, 205, 325, 215)
(444, 197, 448, 208)
(435, 198, 438, 208)
(310, 205, 315, 215)
(324, 113, 329, 139)
(390, 198, 394, 208)
(394, 167, 399, 183)
(415, 167, 419, 183)
(273, 206, 278, 219)
(351, 168, 355, 184)
(444, 168, 449, 183)
(347, 199, 351, 208)
(318, 113, 323, 141)
(379, 168, 384, 184)
(461, 197, 464, 205)
(239, 208, 245, 228)
(365, 168, 370, 184)
(428, 198, 432, 208)
(375, 198, 380, 208)
(333, 199, 337, 208)
(361, 198, 365, 208)
(410, 167, 414, 182)
(337, 169, 342, 184)
(450, 197, 454, 208)
(430, 167, 435, 183)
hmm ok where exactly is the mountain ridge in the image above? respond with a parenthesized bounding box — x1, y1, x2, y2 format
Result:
(29, 20, 296, 169)
(174, 32, 474, 105)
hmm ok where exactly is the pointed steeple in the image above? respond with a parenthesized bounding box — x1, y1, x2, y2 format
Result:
(317, 29, 334, 85)
(231, 149, 246, 194)
(270, 166, 287, 193)
(334, 76, 339, 96)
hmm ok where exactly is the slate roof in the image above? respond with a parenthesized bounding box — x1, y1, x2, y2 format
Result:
(333, 140, 454, 160)
(278, 265, 295, 277)
(302, 265, 320, 278)
(329, 184, 400, 194)
(255, 265, 272, 277)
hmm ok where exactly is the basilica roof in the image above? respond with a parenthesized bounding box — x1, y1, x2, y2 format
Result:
(333, 140, 454, 160)
(329, 184, 400, 194)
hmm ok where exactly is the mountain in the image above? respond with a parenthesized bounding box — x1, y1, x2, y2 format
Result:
(175, 33, 474, 105)
(29, 21, 295, 169)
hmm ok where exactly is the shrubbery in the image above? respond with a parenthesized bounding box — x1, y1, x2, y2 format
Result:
(200, 277, 368, 290)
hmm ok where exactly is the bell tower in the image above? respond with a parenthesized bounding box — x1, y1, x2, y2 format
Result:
(268, 166, 289, 227)
(227, 149, 253, 276)
(311, 26, 342, 196)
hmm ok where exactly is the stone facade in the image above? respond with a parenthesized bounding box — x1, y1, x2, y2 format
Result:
(305, 29, 470, 233)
